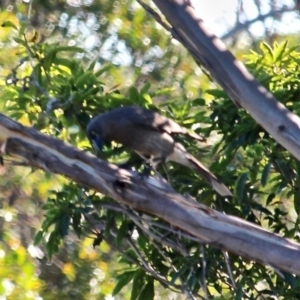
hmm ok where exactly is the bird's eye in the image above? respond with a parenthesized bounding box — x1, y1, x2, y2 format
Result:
(90, 131, 97, 138)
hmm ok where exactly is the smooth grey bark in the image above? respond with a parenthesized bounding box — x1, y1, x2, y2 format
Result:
(152, 0, 300, 162)
(1, 113, 300, 275)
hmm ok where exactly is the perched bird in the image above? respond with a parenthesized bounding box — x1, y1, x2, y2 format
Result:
(87, 106, 232, 196)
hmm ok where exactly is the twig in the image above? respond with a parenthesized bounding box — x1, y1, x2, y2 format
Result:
(222, 250, 236, 290)
(200, 246, 208, 298)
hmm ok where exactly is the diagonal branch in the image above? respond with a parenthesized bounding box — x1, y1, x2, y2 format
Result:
(151, 0, 300, 163)
(1, 112, 300, 274)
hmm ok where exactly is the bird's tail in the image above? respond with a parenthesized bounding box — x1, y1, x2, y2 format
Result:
(169, 144, 232, 197)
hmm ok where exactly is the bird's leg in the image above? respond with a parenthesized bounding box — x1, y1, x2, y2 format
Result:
(150, 156, 162, 169)
(129, 153, 154, 177)
(141, 163, 152, 177)
(133, 154, 163, 179)
(150, 156, 170, 182)
(161, 162, 170, 183)
(132, 153, 167, 181)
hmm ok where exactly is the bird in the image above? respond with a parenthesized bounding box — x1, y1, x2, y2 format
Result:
(87, 106, 232, 197)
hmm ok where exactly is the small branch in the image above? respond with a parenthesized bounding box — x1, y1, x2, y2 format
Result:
(222, 250, 236, 290)
(96, 201, 190, 254)
(109, 237, 184, 292)
(200, 246, 208, 298)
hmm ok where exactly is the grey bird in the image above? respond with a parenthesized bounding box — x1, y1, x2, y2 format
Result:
(87, 106, 232, 197)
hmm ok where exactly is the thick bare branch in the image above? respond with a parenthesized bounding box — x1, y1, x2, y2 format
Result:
(152, 0, 300, 162)
(1, 113, 300, 274)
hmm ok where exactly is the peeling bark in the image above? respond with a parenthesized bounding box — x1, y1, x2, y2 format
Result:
(1, 113, 300, 274)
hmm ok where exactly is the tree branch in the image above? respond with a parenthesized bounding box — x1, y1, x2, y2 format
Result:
(1, 113, 300, 274)
(152, 0, 300, 163)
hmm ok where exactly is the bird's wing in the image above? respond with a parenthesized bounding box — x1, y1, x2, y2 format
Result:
(124, 106, 206, 142)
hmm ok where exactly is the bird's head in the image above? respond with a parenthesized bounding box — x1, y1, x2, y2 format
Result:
(86, 118, 104, 152)
(88, 129, 103, 152)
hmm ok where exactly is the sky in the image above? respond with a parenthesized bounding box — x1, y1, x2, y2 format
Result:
(70, 0, 300, 66)
(190, 0, 298, 38)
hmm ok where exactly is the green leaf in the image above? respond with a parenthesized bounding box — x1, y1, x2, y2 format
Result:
(235, 173, 248, 203)
(72, 211, 82, 236)
(87, 60, 97, 71)
(109, 93, 127, 101)
(74, 71, 94, 87)
(53, 57, 76, 69)
(94, 64, 112, 77)
(33, 231, 44, 245)
(46, 231, 60, 259)
(137, 233, 147, 249)
(282, 271, 296, 287)
(117, 221, 129, 246)
(131, 270, 145, 300)
(171, 265, 187, 284)
(53, 46, 85, 53)
(266, 193, 276, 205)
(43, 49, 57, 70)
(138, 280, 154, 300)
(112, 271, 135, 296)
(294, 191, 300, 213)
(273, 41, 288, 62)
(206, 89, 227, 98)
(42, 201, 55, 210)
(80, 86, 102, 99)
(118, 249, 137, 264)
(261, 162, 271, 187)
(142, 93, 152, 104)
(140, 82, 151, 94)
(42, 210, 61, 230)
(59, 214, 70, 238)
(1, 21, 18, 30)
(234, 285, 244, 300)
(251, 202, 272, 215)
(128, 86, 141, 104)
(13, 37, 27, 46)
(193, 98, 206, 106)
(9, 111, 24, 120)
(260, 42, 274, 61)
(276, 159, 292, 183)
(150, 87, 174, 97)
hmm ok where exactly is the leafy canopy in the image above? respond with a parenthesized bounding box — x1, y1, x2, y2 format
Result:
(1, 12, 300, 300)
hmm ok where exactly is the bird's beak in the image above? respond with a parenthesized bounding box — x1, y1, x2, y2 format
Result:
(91, 136, 103, 152)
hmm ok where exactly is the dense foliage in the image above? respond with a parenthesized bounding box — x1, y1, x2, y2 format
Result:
(1, 1, 300, 299)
